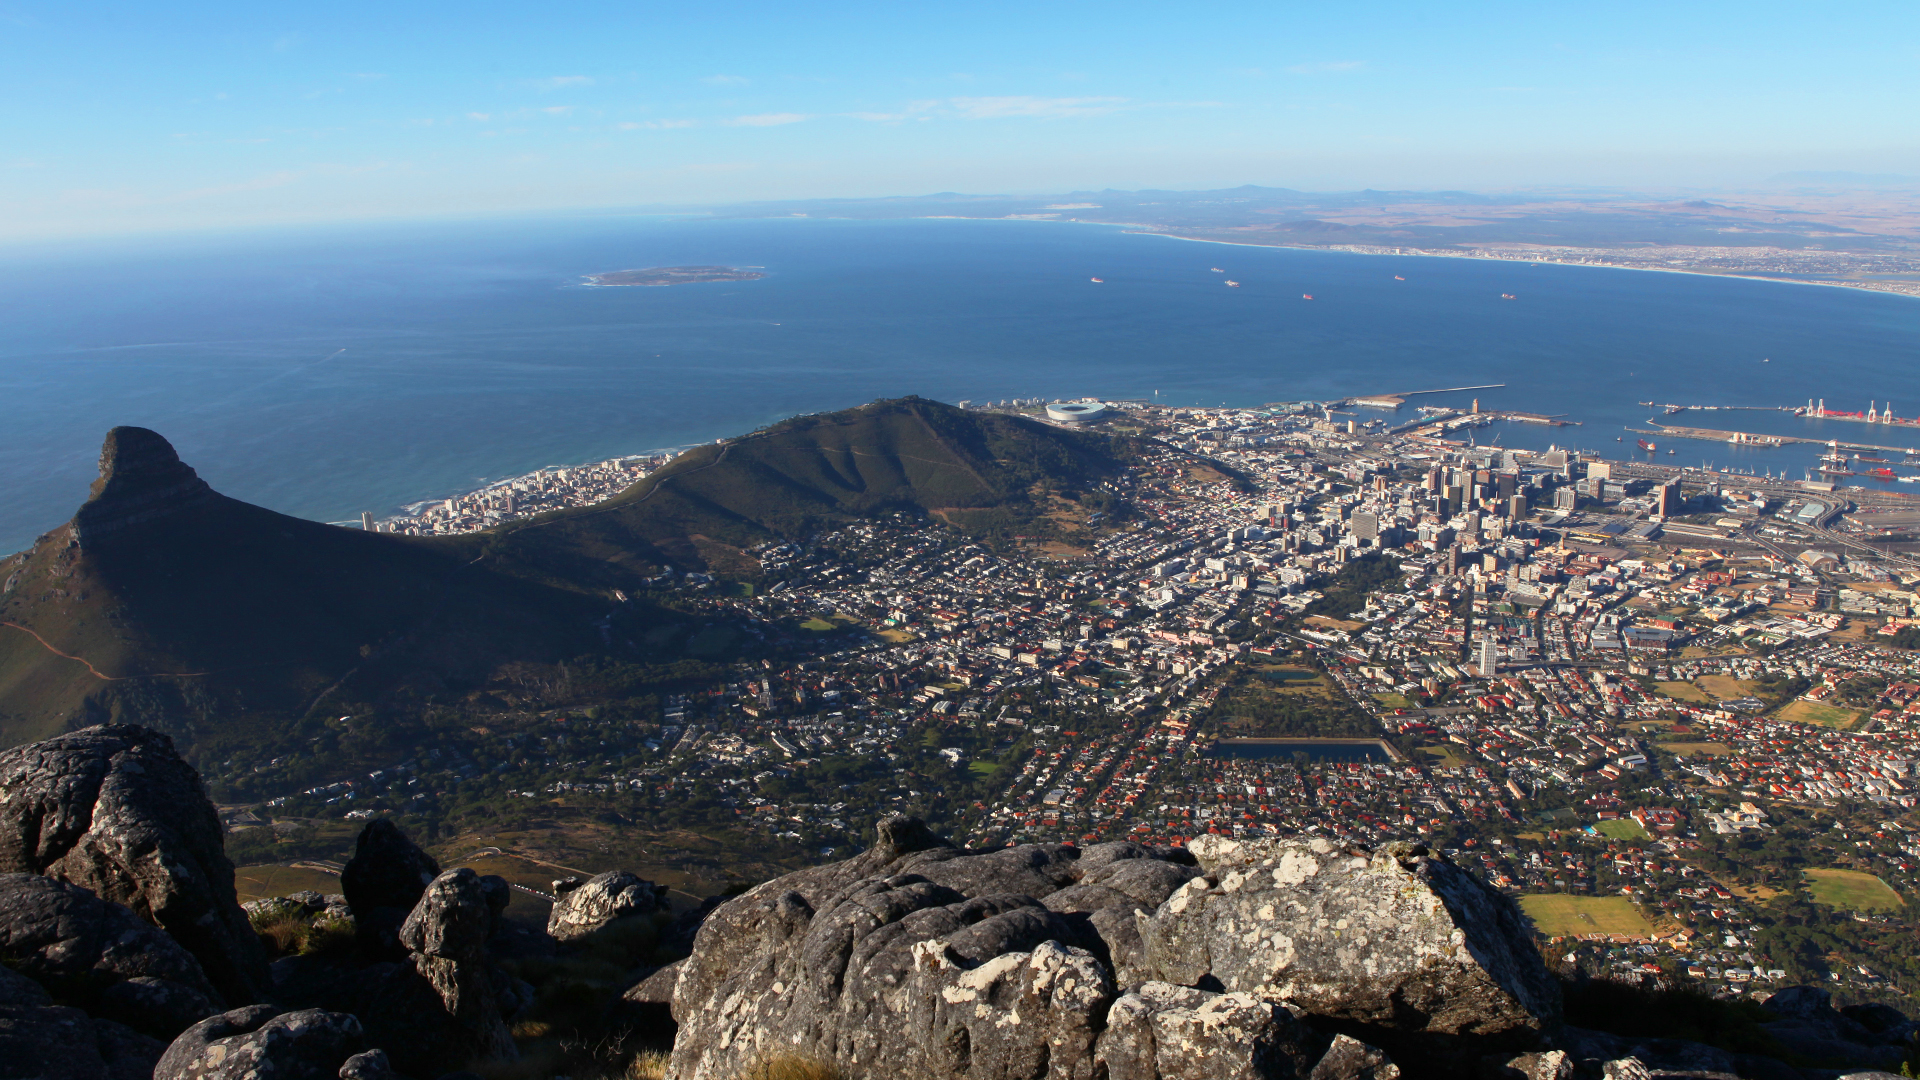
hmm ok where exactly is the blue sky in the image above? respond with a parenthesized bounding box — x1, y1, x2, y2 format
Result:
(4, 0, 1918, 240)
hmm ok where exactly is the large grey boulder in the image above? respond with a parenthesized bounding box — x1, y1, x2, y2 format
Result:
(0, 725, 268, 1005)
(547, 870, 667, 942)
(0, 871, 221, 1038)
(363, 868, 518, 1077)
(0, 1000, 166, 1080)
(154, 1005, 367, 1080)
(340, 820, 440, 959)
(668, 819, 1564, 1080)
(671, 819, 1248, 1080)
(1095, 981, 1318, 1080)
(1140, 837, 1559, 1059)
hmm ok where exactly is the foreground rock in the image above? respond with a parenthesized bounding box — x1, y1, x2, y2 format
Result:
(666, 817, 1540, 1080)
(1096, 981, 1320, 1080)
(1141, 836, 1560, 1060)
(0, 725, 269, 1005)
(155, 1005, 369, 1080)
(0, 872, 221, 1038)
(0, 963, 167, 1080)
(547, 870, 667, 942)
(364, 868, 519, 1077)
(340, 820, 441, 959)
(1756, 986, 1907, 1074)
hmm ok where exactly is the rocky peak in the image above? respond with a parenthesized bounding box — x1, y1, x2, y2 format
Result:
(72, 427, 215, 547)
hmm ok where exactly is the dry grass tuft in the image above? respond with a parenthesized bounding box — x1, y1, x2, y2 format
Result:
(628, 1049, 671, 1080)
(735, 1053, 843, 1080)
(250, 911, 358, 960)
(251, 911, 308, 958)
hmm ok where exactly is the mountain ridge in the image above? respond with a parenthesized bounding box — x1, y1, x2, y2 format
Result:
(0, 397, 1142, 748)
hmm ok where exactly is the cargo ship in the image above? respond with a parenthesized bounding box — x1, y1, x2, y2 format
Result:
(1637, 439, 1657, 452)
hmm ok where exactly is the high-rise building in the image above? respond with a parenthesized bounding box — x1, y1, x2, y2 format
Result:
(1509, 494, 1528, 520)
(1587, 461, 1613, 482)
(1656, 480, 1684, 519)
(1553, 486, 1578, 511)
(1350, 511, 1379, 542)
(360, 511, 374, 532)
(1477, 635, 1500, 677)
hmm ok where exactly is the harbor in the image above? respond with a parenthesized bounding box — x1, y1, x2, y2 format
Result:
(1629, 420, 1920, 457)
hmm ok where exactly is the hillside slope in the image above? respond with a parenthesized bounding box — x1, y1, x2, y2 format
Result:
(476, 395, 1140, 589)
(0, 428, 612, 744)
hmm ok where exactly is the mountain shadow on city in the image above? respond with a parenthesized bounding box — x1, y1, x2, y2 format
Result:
(0, 398, 1141, 746)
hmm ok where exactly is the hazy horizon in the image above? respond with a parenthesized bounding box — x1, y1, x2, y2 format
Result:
(6, 1, 1920, 242)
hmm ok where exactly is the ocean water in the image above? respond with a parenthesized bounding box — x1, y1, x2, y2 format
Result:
(4, 214, 1920, 554)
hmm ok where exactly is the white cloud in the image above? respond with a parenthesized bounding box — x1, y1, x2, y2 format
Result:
(728, 113, 810, 126)
(534, 75, 594, 90)
(1285, 61, 1366, 74)
(847, 111, 907, 122)
(616, 119, 698, 130)
(703, 74, 750, 86)
(941, 96, 1126, 120)
(467, 112, 491, 121)
(349, 72, 385, 80)
(542, 105, 572, 115)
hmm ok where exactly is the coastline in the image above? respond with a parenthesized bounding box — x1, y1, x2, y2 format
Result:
(1117, 227, 1920, 301)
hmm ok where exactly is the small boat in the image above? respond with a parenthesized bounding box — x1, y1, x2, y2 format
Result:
(1898, 476, 1920, 484)
(1667, 449, 1675, 454)
(1500, 293, 1517, 300)
(1090, 277, 1103, 283)
(1616, 436, 1622, 441)
(1302, 293, 1313, 300)
(1394, 275, 1405, 281)
(1224, 280, 1241, 288)
(1210, 267, 1224, 273)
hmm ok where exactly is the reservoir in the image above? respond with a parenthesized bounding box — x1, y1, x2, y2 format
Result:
(1206, 738, 1400, 763)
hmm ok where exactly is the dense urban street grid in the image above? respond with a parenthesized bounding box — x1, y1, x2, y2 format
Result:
(234, 399, 1920, 1008)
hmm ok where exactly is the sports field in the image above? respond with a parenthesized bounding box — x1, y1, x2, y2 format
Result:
(1654, 681, 1711, 703)
(233, 863, 342, 903)
(1804, 869, 1904, 912)
(1777, 700, 1866, 730)
(1697, 675, 1760, 699)
(1661, 741, 1733, 758)
(1595, 819, 1650, 841)
(1519, 894, 1657, 937)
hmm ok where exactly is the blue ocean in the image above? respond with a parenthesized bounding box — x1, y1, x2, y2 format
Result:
(4, 214, 1919, 554)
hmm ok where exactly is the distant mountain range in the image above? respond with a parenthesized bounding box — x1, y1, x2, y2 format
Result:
(680, 181, 1920, 255)
(0, 399, 1139, 747)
